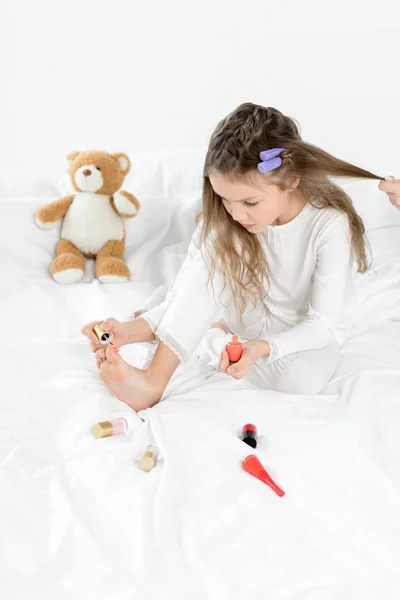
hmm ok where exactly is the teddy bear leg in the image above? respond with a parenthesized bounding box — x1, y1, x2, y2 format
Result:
(95, 240, 130, 283)
(51, 239, 86, 283)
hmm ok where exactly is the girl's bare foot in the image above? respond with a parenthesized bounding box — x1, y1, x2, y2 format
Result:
(99, 346, 163, 411)
(95, 347, 107, 369)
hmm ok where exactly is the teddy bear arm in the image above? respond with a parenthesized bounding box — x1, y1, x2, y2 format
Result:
(112, 190, 140, 218)
(35, 195, 75, 228)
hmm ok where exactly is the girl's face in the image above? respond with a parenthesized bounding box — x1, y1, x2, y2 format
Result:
(209, 171, 300, 233)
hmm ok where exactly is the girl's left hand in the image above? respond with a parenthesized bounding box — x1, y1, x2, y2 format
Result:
(219, 339, 271, 379)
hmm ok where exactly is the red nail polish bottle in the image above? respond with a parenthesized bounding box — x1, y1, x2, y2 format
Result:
(226, 336, 243, 363)
(241, 424, 258, 448)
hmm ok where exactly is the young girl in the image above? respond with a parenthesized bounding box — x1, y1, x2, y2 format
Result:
(82, 102, 388, 411)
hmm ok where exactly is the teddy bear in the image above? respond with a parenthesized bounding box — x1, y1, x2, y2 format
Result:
(35, 150, 140, 283)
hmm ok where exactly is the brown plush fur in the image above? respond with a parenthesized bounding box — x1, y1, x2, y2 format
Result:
(36, 195, 75, 224)
(111, 190, 140, 218)
(35, 150, 140, 283)
(51, 239, 86, 277)
(95, 240, 130, 280)
(67, 150, 131, 196)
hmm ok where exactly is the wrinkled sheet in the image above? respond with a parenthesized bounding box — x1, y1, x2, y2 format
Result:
(1, 182, 400, 600)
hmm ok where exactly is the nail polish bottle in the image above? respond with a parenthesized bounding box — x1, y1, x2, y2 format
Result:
(226, 336, 243, 363)
(91, 418, 128, 438)
(92, 324, 113, 345)
(241, 424, 258, 449)
(138, 445, 159, 472)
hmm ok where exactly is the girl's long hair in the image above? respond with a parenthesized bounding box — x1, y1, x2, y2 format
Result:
(200, 102, 382, 314)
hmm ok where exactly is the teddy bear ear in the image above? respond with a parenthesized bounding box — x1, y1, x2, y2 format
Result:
(113, 153, 131, 175)
(66, 151, 80, 165)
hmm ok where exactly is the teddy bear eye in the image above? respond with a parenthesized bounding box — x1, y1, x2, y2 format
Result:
(96, 167, 101, 171)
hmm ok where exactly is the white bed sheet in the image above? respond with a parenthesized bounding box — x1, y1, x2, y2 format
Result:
(1, 182, 400, 600)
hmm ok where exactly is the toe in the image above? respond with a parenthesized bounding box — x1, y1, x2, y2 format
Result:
(99, 361, 109, 382)
(105, 345, 123, 364)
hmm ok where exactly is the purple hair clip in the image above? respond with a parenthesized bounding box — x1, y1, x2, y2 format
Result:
(257, 148, 286, 174)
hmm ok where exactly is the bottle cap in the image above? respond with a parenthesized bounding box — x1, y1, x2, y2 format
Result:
(91, 421, 114, 438)
(138, 451, 157, 472)
(92, 325, 113, 345)
(242, 454, 285, 497)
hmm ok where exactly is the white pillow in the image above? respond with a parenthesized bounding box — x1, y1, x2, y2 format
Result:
(0, 165, 58, 198)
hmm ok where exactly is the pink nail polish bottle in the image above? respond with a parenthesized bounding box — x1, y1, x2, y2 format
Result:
(91, 418, 128, 438)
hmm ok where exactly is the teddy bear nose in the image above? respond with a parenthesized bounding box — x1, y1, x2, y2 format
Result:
(83, 169, 92, 177)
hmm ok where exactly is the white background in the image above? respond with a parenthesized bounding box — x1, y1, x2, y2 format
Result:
(0, 0, 399, 178)
(1, 4, 400, 599)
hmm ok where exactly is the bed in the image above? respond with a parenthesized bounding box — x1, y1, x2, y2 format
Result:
(1, 156, 400, 600)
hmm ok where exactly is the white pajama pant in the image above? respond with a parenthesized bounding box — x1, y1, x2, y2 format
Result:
(194, 328, 339, 395)
(139, 243, 340, 395)
(247, 342, 339, 393)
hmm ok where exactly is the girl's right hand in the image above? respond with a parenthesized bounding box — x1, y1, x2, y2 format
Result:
(81, 318, 130, 353)
(379, 176, 400, 210)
